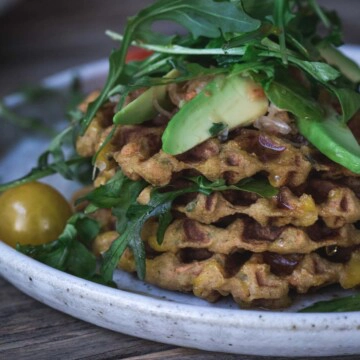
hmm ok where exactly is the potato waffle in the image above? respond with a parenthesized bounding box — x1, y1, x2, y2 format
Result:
(117, 245, 358, 308)
(79, 92, 360, 308)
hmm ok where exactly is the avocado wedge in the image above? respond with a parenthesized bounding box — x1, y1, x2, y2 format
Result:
(297, 112, 360, 174)
(265, 79, 360, 174)
(317, 43, 360, 83)
(162, 75, 268, 155)
(113, 69, 179, 125)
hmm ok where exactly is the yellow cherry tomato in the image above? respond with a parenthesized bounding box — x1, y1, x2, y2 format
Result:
(0, 181, 72, 247)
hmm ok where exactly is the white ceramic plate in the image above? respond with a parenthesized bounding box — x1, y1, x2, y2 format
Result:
(1, 46, 360, 357)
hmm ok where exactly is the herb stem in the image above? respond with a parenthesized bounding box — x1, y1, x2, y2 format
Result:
(0, 101, 56, 136)
(106, 30, 246, 56)
(308, 0, 331, 28)
(273, 0, 288, 64)
(0, 157, 88, 193)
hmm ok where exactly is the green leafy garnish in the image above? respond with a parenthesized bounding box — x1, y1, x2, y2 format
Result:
(81, 0, 260, 134)
(101, 185, 197, 281)
(0, 157, 89, 193)
(265, 73, 360, 174)
(98, 173, 277, 281)
(17, 214, 108, 283)
(300, 294, 360, 313)
(209, 122, 228, 137)
(187, 176, 278, 198)
(0, 122, 92, 193)
(297, 111, 360, 174)
(0, 101, 55, 136)
(265, 74, 324, 122)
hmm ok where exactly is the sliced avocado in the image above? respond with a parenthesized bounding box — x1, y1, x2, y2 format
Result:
(297, 112, 360, 174)
(317, 43, 360, 83)
(113, 69, 179, 125)
(162, 75, 268, 155)
(265, 77, 360, 173)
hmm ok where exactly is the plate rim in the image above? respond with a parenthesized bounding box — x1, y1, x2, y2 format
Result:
(1, 240, 360, 323)
(2, 45, 360, 356)
(2, 239, 360, 357)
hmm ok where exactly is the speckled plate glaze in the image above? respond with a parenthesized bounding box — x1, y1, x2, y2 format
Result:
(1, 46, 360, 357)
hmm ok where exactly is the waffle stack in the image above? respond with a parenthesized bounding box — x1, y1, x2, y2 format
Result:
(77, 89, 360, 308)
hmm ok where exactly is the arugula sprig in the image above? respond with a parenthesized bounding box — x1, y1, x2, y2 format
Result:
(17, 214, 111, 284)
(81, 0, 261, 134)
(300, 294, 360, 313)
(0, 101, 55, 136)
(81, 172, 276, 282)
(100, 185, 198, 282)
(0, 123, 92, 193)
(100, 0, 360, 174)
(187, 176, 278, 198)
(9, 173, 275, 287)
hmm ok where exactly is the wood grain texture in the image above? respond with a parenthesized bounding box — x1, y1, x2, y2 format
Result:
(1, 275, 360, 360)
(0, 0, 359, 96)
(1, 1, 360, 359)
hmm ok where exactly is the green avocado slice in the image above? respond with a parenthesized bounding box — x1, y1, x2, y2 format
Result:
(297, 113, 360, 174)
(113, 69, 179, 125)
(162, 75, 268, 155)
(317, 43, 360, 83)
(265, 79, 360, 173)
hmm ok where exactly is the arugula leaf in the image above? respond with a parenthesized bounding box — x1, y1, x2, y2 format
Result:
(224, 23, 275, 49)
(327, 86, 360, 124)
(38, 127, 77, 179)
(112, 179, 147, 234)
(0, 78, 84, 136)
(81, 48, 128, 134)
(265, 74, 360, 174)
(0, 114, 92, 193)
(230, 62, 275, 77)
(100, 174, 277, 282)
(80, 170, 147, 233)
(272, 53, 359, 124)
(82, 0, 260, 133)
(300, 294, 360, 312)
(17, 214, 105, 282)
(82, 171, 133, 208)
(0, 101, 55, 136)
(0, 157, 89, 193)
(289, 58, 340, 83)
(157, 211, 173, 245)
(132, 0, 260, 43)
(265, 75, 324, 122)
(242, 0, 275, 20)
(100, 185, 197, 281)
(229, 177, 279, 198)
(209, 122, 227, 137)
(282, 57, 360, 123)
(188, 176, 278, 197)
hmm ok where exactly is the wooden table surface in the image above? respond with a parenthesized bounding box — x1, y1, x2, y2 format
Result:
(1, 1, 360, 359)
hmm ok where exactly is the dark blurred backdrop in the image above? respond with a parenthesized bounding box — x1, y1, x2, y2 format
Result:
(0, 0, 359, 96)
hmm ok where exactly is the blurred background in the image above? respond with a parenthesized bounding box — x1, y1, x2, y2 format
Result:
(0, 0, 359, 97)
